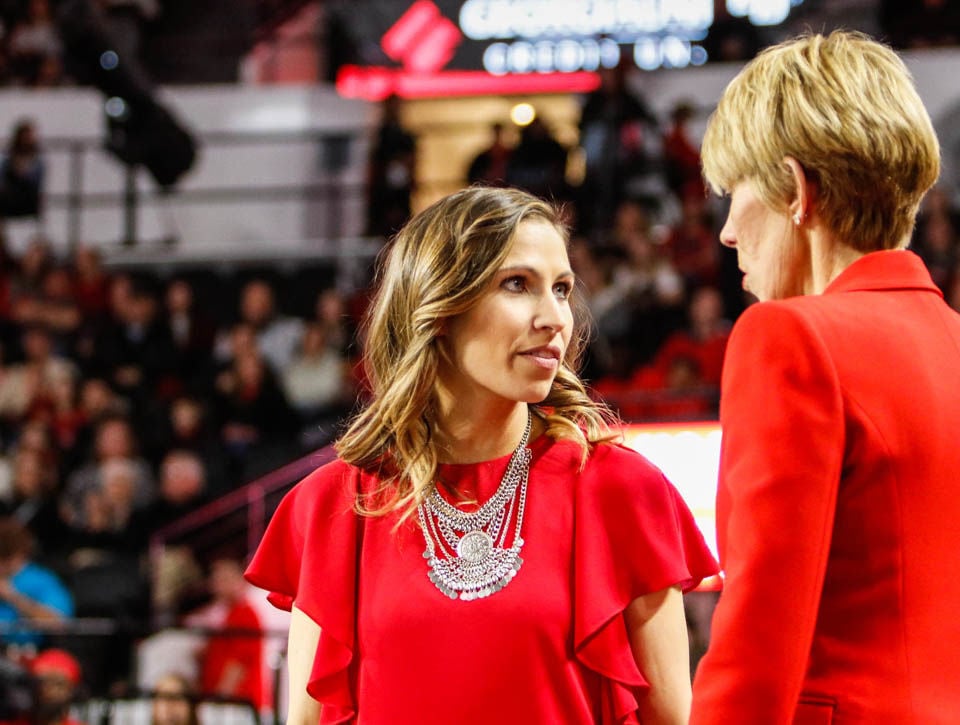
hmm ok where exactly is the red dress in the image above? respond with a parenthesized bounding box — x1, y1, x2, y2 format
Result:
(245, 434, 718, 724)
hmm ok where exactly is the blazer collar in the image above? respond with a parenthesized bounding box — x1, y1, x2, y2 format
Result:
(824, 249, 943, 298)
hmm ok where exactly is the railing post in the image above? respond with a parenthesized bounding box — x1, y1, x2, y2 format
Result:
(66, 141, 85, 252)
(122, 162, 139, 246)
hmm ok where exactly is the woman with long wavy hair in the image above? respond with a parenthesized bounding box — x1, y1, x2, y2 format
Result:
(245, 186, 717, 724)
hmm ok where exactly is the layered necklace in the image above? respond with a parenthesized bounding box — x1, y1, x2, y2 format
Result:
(417, 413, 532, 601)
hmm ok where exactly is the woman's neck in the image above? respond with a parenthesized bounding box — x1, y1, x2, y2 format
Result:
(433, 401, 531, 464)
(809, 230, 867, 294)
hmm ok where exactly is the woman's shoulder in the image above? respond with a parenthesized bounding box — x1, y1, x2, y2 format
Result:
(542, 435, 671, 499)
(280, 455, 365, 517)
(584, 440, 668, 487)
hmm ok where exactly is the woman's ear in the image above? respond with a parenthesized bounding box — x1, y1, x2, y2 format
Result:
(783, 156, 810, 226)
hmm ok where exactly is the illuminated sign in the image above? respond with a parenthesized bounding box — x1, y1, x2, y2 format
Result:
(332, 0, 804, 100)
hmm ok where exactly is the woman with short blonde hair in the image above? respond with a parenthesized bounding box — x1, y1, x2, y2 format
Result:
(690, 32, 960, 724)
(701, 31, 939, 252)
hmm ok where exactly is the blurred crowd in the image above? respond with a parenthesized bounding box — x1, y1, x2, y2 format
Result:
(0, 221, 360, 705)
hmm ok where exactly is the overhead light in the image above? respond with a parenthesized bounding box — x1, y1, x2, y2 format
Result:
(510, 102, 535, 126)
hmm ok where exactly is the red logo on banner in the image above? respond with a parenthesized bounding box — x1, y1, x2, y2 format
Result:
(381, 0, 462, 74)
(336, 0, 600, 100)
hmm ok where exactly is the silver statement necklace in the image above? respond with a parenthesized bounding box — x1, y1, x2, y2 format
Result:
(417, 414, 532, 601)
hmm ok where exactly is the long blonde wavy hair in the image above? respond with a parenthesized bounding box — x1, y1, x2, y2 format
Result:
(336, 186, 617, 520)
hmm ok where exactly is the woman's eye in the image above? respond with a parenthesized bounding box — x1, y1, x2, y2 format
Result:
(503, 276, 526, 292)
(553, 282, 572, 300)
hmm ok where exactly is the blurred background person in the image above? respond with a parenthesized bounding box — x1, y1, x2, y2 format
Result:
(151, 671, 199, 725)
(365, 94, 416, 237)
(0, 517, 73, 651)
(28, 647, 84, 725)
(0, 119, 44, 219)
(190, 557, 265, 711)
(466, 121, 512, 187)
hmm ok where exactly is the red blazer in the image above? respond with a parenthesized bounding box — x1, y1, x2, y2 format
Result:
(691, 250, 960, 724)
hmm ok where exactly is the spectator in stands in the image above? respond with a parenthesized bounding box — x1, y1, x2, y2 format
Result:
(213, 346, 297, 476)
(195, 558, 264, 709)
(565, 235, 615, 380)
(64, 376, 125, 473)
(28, 647, 83, 725)
(151, 671, 199, 725)
(11, 419, 58, 480)
(56, 427, 150, 654)
(0, 325, 76, 424)
(606, 286, 730, 421)
(6, 0, 60, 86)
(281, 321, 352, 427)
(366, 94, 416, 237)
(911, 186, 959, 293)
(663, 194, 720, 288)
(154, 395, 225, 489)
(578, 59, 660, 233)
(0, 447, 61, 555)
(69, 245, 110, 321)
(590, 199, 685, 369)
(0, 119, 44, 218)
(88, 278, 177, 401)
(467, 121, 512, 187)
(505, 115, 569, 201)
(59, 414, 154, 536)
(162, 277, 216, 393)
(9, 237, 52, 313)
(36, 366, 84, 461)
(141, 449, 208, 534)
(662, 101, 705, 203)
(645, 355, 714, 421)
(215, 279, 303, 374)
(311, 286, 352, 356)
(653, 286, 732, 389)
(0, 517, 73, 648)
(25, 266, 81, 348)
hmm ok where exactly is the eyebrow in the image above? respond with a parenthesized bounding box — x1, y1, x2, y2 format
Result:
(498, 264, 576, 281)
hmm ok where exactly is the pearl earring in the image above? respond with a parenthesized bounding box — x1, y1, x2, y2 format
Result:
(793, 213, 802, 226)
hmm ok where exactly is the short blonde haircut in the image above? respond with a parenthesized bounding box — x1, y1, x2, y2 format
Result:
(337, 186, 615, 520)
(702, 31, 940, 251)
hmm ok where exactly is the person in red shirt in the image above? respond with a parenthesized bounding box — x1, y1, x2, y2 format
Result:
(690, 32, 959, 724)
(198, 558, 264, 710)
(245, 186, 718, 724)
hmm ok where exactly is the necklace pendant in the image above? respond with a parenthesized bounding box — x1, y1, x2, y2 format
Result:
(456, 530, 493, 562)
(418, 412, 533, 602)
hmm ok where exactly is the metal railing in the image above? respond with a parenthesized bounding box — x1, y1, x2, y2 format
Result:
(39, 128, 369, 252)
(148, 444, 336, 612)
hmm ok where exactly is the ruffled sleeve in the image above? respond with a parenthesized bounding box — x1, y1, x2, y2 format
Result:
(244, 458, 361, 724)
(572, 443, 719, 724)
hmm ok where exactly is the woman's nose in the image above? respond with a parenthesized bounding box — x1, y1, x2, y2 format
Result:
(535, 291, 567, 331)
(718, 218, 737, 248)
